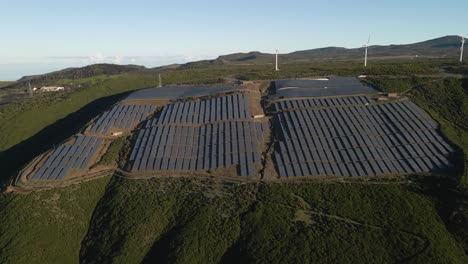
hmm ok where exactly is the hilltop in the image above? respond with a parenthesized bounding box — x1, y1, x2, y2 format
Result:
(185, 35, 464, 66)
(4, 35, 464, 89)
(2, 64, 148, 90)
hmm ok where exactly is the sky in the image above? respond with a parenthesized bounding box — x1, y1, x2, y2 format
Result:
(0, 0, 467, 80)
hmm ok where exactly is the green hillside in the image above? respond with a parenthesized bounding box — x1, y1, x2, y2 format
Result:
(0, 59, 467, 263)
(79, 178, 465, 264)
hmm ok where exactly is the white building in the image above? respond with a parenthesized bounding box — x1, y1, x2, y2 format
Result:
(38, 86, 65, 92)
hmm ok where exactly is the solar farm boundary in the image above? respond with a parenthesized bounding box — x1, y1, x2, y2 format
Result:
(113, 167, 263, 184)
(14, 161, 114, 191)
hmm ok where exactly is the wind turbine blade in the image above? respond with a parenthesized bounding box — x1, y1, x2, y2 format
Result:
(367, 34, 371, 45)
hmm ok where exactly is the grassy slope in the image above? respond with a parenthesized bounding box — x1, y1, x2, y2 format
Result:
(79, 178, 466, 264)
(0, 176, 110, 264)
(94, 136, 131, 168)
(0, 81, 14, 88)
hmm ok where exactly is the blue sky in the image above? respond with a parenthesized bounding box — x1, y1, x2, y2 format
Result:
(0, 0, 466, 80)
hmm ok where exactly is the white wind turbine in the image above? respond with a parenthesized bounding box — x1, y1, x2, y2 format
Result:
(275, 49, 279, 71)
(460, 35, 465, 63)
(364, 34, 371, 67)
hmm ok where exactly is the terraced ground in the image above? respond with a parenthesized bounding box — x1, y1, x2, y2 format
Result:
(0, 59, 467, 263)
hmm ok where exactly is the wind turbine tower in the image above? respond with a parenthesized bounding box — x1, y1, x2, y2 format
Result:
(461, 36, 465, 63)
(364, 35, 371, 67)
(28, 81, 33, 98)
(275, 49, 279, 71)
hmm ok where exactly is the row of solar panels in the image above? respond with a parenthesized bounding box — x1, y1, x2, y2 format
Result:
(124, 85, 245, 100)
(89, 104, 156, 134)
(275, 138, 452, 165)
(276, 131, 453, 153)
(270, 86, 377, 99)
(32, 135, 103, 180)
(145, 94, 251, 127)
(274, 95, 372, 111)
(129, 121, 266, 176)
(273, 99, 455, 177)
(277, 100, 438, 141)
(273, 157, 451, 178)
(270, 78, 377, 99)
(274, 77, 364, 90)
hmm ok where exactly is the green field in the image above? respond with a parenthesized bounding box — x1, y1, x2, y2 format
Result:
(0, 59, 467, 263)
(0, 81, 14, 88)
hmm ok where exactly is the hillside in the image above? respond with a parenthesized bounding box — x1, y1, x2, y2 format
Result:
(208, 35, 464, 65)
(0, 59, 467, 263)
(2, 64, 148, 90)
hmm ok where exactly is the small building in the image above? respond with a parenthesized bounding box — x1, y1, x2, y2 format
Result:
(37, 86, 65, 92)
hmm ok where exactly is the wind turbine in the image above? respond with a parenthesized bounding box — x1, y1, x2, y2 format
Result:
(460, 35, 465, 63)
(275, 49, 279, 71)
(364, 34, 371, 67)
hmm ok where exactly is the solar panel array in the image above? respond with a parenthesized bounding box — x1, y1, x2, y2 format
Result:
(274, 95, 372, 111)
(32, 135, 103, 180)
(125, 85, 245, 100)
(273, 100, 455, 178)
(89, 104, 156, 134)
(129, 121, 266, 176)
(274, 77, 363, 89)
(270, 77, 377, 99)
(129, 94, 266, 176)
(145, 94, 250, 126)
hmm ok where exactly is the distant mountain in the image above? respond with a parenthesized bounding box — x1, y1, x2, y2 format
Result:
(186, 35, 463, 66)
(6, 35, 463, 89)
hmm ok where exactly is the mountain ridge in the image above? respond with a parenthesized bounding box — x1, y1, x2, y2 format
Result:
(6, 35, 464, 86)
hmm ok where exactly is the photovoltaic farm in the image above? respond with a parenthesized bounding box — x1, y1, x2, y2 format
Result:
(87, 104, 157, 134)
(31, 135, 103, 180)
(20, 78, 457, 185)
(128, 94, 267, 176)
(269, 78, 455, 178)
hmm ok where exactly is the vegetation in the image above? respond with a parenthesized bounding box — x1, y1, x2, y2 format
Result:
(95, 136, 131, 168)
(0, 176, 110, 264)
(8, 64, 146, 90)
(79, 178, 467, 263)
(0, 81, 14, 88)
